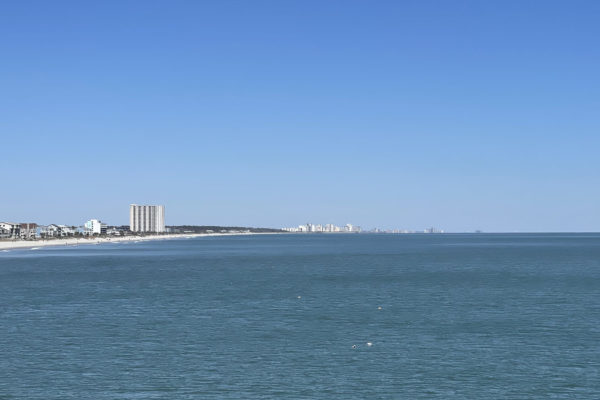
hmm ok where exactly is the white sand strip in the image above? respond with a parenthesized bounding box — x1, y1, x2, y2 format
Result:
(0, 232, 275, 251)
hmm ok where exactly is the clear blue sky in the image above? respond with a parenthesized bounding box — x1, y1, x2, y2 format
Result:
(1, 1, 599, 232)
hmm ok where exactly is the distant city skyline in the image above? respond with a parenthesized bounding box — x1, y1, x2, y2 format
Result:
(1, 1, 599, 232)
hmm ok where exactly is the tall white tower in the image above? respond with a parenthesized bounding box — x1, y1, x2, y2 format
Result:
(129, 204, 165, 233)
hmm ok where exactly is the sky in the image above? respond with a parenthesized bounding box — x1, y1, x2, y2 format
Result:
(1, 0, 599, 232)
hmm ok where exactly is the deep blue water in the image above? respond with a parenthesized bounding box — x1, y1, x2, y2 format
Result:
(1, 233, 599, 399)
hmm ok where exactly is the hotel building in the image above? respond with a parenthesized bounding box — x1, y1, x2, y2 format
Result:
(84, 219, 107, 235)
(129, 204, 165, 233)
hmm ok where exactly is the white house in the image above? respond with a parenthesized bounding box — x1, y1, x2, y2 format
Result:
(0, 222, 20, 239)
(41, 224, 61, 237)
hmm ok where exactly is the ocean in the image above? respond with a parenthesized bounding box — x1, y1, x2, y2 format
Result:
(1, 233, 599, 399)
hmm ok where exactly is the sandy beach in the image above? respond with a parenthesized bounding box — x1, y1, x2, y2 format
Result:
(0, 232, 268, 251)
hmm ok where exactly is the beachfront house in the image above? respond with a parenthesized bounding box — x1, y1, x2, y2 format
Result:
(59, 225, 78, 236)
(106, 227, 122, 236)
(19, 223, 39, 239)
(40, 224, 77, 237)
(0, 222, 21, 239)
(40, 224, 59, 237)
(41, 224, 80, 237)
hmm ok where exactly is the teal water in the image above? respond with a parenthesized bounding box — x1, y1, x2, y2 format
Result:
(1, 233, 599, 399)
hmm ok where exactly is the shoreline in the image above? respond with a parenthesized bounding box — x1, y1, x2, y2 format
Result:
(0, 232, 276, 251)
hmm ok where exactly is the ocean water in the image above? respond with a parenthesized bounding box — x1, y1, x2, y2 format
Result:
(1, 233, 599, 399)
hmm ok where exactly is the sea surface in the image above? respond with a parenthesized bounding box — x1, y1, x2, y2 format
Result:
(1, 233, 599, 399)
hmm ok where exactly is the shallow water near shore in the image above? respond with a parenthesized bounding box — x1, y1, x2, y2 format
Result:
(1, 233, 599, 399)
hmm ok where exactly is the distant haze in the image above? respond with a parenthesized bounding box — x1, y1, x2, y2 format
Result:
(1, 1, 598, 232)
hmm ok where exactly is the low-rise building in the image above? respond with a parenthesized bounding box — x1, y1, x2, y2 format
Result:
(40, 224, 60, 237)
(106, 227, 122, 236)
(59, 225, 78, 236)
(40, 224, 78, 237)
(19, 223, 38, 239)
(0, 222, 21, 239)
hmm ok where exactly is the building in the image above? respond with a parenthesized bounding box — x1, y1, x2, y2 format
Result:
(39, 224, 78, 237)
(84, 219, 107, 235)
(0, 222, 20, 239)
(19, 223, 38, 239)
(106, 227, 122, 236)
(59, 225, 78, 236)
(344, 224, 361, 233)
(283, 222, 358, 233)
(0, 227, 9, 238)
(129, 204, 165, 233)
(41, 224, 62, 237)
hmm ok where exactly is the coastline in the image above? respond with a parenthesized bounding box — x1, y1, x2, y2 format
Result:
(0, 232, 274, 251)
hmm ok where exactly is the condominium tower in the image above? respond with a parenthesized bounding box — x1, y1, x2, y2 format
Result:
(129, 204, 165, 233)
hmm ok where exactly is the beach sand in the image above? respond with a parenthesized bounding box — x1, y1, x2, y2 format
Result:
(0, 232, 268, 251)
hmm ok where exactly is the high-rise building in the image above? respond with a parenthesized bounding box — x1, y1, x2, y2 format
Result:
(129, 204, 165, 233)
